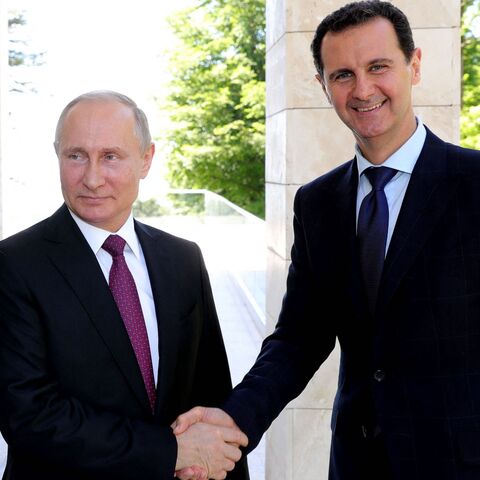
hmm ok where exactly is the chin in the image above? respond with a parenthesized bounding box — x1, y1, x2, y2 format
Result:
(75, 209, 108, 225)
(353, 123, 391, 140)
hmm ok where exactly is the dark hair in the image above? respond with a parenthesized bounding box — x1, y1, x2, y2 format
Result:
(54, 90, 152, 154)
(311, 1, 415, 77)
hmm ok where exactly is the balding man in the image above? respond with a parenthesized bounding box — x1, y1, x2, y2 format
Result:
(0, 91, 249, 480)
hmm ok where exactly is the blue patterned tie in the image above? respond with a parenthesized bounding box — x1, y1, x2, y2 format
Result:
(358, 167, 397, 314)
(103, 235, 156, 413)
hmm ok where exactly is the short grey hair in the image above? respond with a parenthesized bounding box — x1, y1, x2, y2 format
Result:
(54, 90, 152, 154)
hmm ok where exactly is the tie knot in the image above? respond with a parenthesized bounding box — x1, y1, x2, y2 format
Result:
(364, 167, 397, 191)
(102, 235, 126, 257)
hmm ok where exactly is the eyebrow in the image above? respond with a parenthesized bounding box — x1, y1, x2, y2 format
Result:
(61, 146, 87, 156)
(368, 57, 394, 66)
(328, 57, 394, 81)
(61, 146, 124, 155)
(99, 147, 124, 154)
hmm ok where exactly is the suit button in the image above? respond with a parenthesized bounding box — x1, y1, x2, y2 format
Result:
(373, 369, 386, 382)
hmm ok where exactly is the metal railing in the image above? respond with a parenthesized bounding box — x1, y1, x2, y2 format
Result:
(137, 189, 266, 331)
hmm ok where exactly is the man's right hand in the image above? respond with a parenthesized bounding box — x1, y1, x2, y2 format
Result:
(175, 418, 248, 480)
(172, 407, 240, 436)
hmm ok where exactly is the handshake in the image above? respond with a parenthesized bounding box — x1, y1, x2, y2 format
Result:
(173, 406, 248, 480)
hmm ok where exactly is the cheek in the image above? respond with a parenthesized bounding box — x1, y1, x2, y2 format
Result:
(112, 168, 140, 191)
(380, 74, 408, 99)
(331, 96, 349, 117)
(60, 166, 80, 190)
(327, 88, 347, 110)
(387, 81, 411, 108)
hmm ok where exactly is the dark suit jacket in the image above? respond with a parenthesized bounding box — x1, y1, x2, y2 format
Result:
(0, 205, 248, 480)
(223, 128, 480, 480)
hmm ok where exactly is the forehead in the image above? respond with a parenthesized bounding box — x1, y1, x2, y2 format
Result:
(60, 99, 138, 147)
(321, 17, 402, 70)
(64, 99, 135, 126)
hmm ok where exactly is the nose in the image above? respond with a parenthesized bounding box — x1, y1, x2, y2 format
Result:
(83, 160, 106, 190)
(352, 73, 375, 101)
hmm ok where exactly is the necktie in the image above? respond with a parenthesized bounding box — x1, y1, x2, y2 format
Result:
(357, 167, 397, 314)
(102, 234, 156, 412)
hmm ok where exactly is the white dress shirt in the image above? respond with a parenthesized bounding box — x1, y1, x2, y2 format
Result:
(355, 118, 427, 254)
(69, 211, 159, 385)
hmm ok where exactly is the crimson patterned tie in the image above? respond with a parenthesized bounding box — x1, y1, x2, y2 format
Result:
(102, 234, 156, 412)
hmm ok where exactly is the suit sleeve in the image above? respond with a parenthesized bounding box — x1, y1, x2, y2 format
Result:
(222, 186, 337, 452)
(0, 250, 177, 480)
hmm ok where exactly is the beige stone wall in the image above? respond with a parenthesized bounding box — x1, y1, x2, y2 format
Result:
(264, 0, 461, 478)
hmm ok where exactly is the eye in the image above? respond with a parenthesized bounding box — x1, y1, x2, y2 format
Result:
(334, 71, 353, 82)
(67, 152, 84, 161)
(104, 153, 118, 161)
(370, 64, 387, 73)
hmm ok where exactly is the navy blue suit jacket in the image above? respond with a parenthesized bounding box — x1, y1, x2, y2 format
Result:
(224, 128, 480, 479)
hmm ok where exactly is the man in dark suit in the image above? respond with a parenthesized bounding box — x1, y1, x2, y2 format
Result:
(0, 91, 249, 480)
(173, 2, 480, 479)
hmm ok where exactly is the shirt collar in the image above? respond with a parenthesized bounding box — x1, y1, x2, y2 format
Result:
(68, 210, 141, 258)
(356, 118, 427, 178)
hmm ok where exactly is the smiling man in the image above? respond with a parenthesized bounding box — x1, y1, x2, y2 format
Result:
(0, 91, 249, 480)
(174, 2, 480, 480)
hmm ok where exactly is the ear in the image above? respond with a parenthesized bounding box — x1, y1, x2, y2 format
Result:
(315, 73, 332, 105)
(410, 47, 422, 86)
(140, 143, 155, 179)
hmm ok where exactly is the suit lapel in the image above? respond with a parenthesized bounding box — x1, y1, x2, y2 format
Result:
(378, 129, 460, 313)
(43, 205, 151, 412)
(135, 222, 182, 416)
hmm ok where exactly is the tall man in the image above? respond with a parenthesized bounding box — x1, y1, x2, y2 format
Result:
(0, 91, 248, 480)
(175, 2, 480, 479)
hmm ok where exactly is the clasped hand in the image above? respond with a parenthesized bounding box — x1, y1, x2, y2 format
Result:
(173, 407, 248, 480)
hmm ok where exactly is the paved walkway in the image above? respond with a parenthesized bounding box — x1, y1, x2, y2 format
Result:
(209, 269, 265, 480)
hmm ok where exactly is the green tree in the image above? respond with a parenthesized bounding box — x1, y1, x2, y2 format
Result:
(163, 0, 265, 218)
(8, 12, 27, 67)
(461, 0, 480, 149)
(8, 9, 45, 93)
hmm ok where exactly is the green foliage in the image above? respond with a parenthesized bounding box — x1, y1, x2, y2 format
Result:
(8, 12, 26, 67)
(132, 199, 167, 217)
(133, 195, 205, 217)
(167, 193, 205, 216)
(8, 9, 45, 93)
(163, 0, 266, 218)
(461, 0, 480, 149)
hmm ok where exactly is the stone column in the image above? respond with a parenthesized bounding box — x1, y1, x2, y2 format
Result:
(264, 1, 460, 479)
